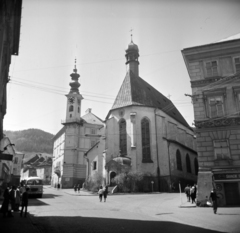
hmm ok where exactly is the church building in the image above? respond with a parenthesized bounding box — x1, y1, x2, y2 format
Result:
(104, 38, 198, 192)
(52, 61, 105, 188)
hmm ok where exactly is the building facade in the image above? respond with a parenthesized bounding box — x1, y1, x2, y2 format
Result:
(182, 34, 240, 206)
(52, 63, 105, 188)
(0, 0, 22, 191)
(104, 39, 198, 192)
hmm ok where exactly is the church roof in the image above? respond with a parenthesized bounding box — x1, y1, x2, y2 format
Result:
(110, 70, 191, 129)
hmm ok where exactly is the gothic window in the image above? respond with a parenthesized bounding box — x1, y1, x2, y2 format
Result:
(119, 119, 127, 156)
(69, 105, 74, 112)
(186, 154, 191, 173)
(194, 158, 199, 175)
(176, 150, 182, 171)
(141, 118, 151, 162)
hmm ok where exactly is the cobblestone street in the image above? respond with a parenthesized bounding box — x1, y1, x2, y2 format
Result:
(1, 186, 240, 233)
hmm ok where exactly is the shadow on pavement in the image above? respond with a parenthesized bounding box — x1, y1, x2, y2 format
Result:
(28, 199, 49, 207)
(31, 216, 224, 233)
(217, 213, 240, 215)
(156, 212, 173, 215)
(42, 194, 62, 199)
(179, 206, 196, 208)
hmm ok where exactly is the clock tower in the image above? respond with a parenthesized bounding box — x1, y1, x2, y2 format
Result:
(65, 60, 83, 122)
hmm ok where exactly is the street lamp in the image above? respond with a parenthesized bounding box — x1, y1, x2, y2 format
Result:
(151, 181, 154, 192)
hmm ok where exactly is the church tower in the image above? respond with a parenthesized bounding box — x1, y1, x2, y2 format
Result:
(125, 35, 139, 77)
(65, 59, 83, 122)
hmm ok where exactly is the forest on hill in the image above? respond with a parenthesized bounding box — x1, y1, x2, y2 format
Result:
(4, 128, 54, 154)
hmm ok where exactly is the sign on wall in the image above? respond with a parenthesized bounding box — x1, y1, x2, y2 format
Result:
(214, 173, 240, 180)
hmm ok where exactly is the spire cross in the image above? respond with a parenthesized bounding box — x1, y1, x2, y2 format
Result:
(74, 58, 77, 73)
(130, 28, 133, 42)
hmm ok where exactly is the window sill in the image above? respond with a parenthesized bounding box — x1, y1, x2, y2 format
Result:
(142, 159, 153, 163)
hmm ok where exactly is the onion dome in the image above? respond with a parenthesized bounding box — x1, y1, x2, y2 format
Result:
(126, 40, 139, 52)
(69, 59, 81, 94)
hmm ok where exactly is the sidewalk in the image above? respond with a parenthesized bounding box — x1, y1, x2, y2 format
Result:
(61, 188, 98, 196)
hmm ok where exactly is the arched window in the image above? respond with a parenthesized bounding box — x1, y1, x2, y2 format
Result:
(186, 154, 191, 173)
(119, 119, 127, 156)
(78, 107, 80, 113)
(69, 105, 74, 112)
(176, 150, 182, 171)
(141, 118, 151, 161)
(194, 158, 199, 175)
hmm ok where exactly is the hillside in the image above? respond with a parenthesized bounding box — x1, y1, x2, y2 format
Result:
(3, 128, 54, 154)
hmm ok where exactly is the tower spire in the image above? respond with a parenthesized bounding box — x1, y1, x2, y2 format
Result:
(69, 59, 80, 94)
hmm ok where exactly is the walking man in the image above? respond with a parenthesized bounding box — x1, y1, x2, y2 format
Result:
(20, 187, 29, 217)
(210, 188, 219, 214)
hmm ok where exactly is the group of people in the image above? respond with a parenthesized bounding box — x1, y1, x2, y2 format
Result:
(184, 184, 197, 204)
(74, 184, 81, 193)
(184, 184, 220, 214)
(98, 185, 108, 202)
(0, 182, 29, 218)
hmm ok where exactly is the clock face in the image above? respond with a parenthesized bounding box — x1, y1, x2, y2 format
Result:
(68, 97, 75, 104)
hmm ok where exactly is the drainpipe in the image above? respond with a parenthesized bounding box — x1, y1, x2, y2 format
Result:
(154, 109, 161, 192)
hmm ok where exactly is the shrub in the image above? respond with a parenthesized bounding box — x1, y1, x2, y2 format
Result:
(113, 171, 153, 193)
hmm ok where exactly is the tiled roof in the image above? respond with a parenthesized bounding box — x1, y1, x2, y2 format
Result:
(110, 71, 191, 129)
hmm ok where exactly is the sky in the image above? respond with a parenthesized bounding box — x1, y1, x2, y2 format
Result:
(5, 0, 240, 135)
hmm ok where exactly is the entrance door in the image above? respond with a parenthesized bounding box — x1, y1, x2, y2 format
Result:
(224, 182, 240, 205)
(110, 172, 116, 187)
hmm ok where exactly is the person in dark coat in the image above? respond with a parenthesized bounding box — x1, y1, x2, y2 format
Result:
(103, 185, 108, 202)
(9, 185, 16, 212)
(210, 188, 219, 214)
(20, 187, 29, 217)
(77, 184, 81, 193)
(74, 184, 77, 193)
(1, 187, 12, 218)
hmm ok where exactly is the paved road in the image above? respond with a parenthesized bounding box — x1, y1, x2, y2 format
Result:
(26, 186, 240, 233)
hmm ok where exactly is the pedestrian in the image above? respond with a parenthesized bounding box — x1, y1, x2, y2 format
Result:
(103, 185, 108, 202)
(209, 188, 219, 214)
(1, 186, 12, 218)
(193, 184, 197, 203)
(74, 184, 77, 193)
(9, 185, 16, 212)
(184, 184, 190, 202)
(15, 186, 21, 211)
(190, 186, 195, 203)
(57, 183, 60, 189)
(20, 187, 29, 218)
(77, 184, 81, 193)
(98, 186, 103, 202)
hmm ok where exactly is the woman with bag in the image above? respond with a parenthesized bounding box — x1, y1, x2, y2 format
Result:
(98, 186, 103, 202)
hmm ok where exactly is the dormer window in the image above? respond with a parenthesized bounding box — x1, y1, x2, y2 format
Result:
(234, 57, 240, 73)
(206, 61, 218, 77)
